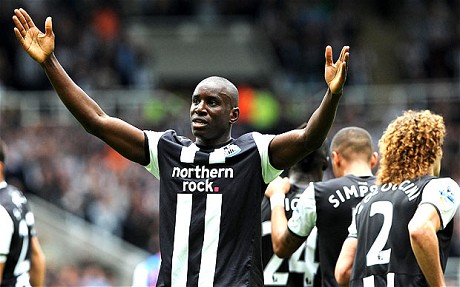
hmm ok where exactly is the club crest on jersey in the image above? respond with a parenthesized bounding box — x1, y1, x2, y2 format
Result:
(222, 144, 241, 158)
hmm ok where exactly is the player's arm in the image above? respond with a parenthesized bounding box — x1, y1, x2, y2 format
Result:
(408, 204, 445, 287)
(335, 204, 360, 286)
(12, 8, 148, 165)
(0, 263, 4, 285)
(335, 237, 356, 286)
(269, 46, 349, 170)
(29, 237, 46, 287)
(265, 177, 305, 258)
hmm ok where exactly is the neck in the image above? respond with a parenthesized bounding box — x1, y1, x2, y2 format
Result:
(341, 162, 374, 177)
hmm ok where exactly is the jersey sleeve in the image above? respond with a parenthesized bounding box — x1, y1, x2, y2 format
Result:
(420, 177, 460, 230)
(0, 205, 14, 263)
(347, 204, 358, 238)
(251, 132, 283, 183)
(287, 183, 317, 237)
(143, 130, 166, 179)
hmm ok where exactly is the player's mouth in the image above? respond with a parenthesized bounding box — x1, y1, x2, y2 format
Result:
(192, 118, 208, 128)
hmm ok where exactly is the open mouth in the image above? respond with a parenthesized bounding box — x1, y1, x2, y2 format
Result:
(192, 118, 207, 128)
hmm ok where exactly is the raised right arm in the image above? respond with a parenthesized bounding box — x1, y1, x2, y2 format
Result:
(13, 8, 148, 165)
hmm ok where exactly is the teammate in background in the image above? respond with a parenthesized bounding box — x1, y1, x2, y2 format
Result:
(266, 127, 378, 286)
(132, 252, 161, 287)
(13, 8, 349, 286)
(335, 110, 460, 286)
(0, 139, 46, 286)
(261, 138, 329, 286)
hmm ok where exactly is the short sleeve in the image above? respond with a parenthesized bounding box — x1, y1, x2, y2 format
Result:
(287, 183, 317, 237)
(0, 205, 14, 263)
(420, 177, 460, 230)
(143, 130, 166, 179)
(347, 204, 358, 238)
(251, 132, 283, 183)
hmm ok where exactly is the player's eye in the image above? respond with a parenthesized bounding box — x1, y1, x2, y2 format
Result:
(192, 96, 200, 105)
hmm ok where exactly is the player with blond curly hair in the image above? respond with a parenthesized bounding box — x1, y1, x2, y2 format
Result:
(376, 110, 446, 185)
(335, 110, 460, 287)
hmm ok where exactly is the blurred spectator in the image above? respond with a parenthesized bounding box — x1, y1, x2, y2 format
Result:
(132, 252, 161, 287)
(46, 261, 115, 287)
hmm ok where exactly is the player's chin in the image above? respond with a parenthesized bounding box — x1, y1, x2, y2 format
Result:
(191, 126, 207, 137)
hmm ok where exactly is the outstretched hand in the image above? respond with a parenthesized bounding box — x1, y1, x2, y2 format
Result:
(13, 8, 54, 64)
(325, 45, 349, 95)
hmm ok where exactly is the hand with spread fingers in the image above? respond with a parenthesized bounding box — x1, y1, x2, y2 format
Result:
(12, 8, 54, 64)
(325, 45, 349, 95)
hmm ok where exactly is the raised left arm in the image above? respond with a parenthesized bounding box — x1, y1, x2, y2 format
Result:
(270, 46, 349, 169)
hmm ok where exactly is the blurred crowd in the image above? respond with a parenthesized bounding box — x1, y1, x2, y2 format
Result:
(1, 0, 460, 285)
(1, 1, 459, 91)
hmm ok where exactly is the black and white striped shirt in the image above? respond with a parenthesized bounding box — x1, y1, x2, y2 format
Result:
(144, 130, 283, 287)
(0, 182, 36, 287)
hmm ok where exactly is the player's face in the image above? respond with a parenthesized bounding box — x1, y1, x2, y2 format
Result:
(190, 82, 235, 146)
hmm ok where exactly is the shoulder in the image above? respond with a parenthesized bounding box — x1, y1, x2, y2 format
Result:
(145, 129, 195, 148)
(423, 177, 460, 201)
(318, 175, 376, 187)
(247, 131, 275, 146)
(233, 131, 275, 155)
(313, 175, 350, 189)
(426, 177, 459, 187)
(0, 184, 26, 204)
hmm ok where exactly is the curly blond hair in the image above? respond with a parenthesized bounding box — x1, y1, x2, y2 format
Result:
(376, 110, 445, 184)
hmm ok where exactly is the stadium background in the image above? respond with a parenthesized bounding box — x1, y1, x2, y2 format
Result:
(1, 0, 460, 285)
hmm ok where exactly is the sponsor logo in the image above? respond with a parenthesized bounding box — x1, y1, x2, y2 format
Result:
(171, 165, 234, 193)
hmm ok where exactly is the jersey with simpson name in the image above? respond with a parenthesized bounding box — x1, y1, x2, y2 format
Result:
(349, 175, 460, 286)
(288, 174, 377, 286)
(0, 182, 36, 287)
(144, 130, 283, 287)
(261, 184, 319, 287)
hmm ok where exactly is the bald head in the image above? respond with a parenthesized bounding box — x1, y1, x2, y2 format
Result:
(196, 76, 239, 107)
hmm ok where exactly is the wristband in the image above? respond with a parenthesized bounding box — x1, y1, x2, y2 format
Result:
(270, 193, 285, 210)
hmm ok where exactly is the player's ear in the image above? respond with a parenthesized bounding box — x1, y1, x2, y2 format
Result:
(370, 152, 378, 168)
(331, 151, 341, 167)
(229, 107, 239, 124)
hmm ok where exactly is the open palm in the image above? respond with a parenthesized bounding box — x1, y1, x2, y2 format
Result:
(325, 46, 349, 95)
(13, 8, 54, 64)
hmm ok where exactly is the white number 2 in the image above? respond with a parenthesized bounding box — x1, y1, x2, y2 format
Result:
(366, 201, 392, 266)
